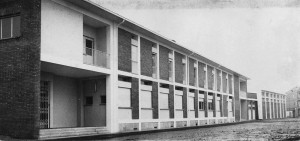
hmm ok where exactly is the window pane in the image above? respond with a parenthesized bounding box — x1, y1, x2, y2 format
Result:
(13, 16, 21, 37)
(2, 18, 12, 38)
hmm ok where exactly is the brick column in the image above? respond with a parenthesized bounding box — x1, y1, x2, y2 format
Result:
(152, 82, 158, 119)
(220, 95, 223, 117)
(169, 85, 174, 119)
(233, 75, 240, 121)
(223, 95, 228, 117)
(204, 91, 208, 117)
(183, 88, 188, 118)
(131, 78, 139, 119)
(213, 93, 216, 117)
(194, 90, 199, 118)
(262, 99, 266, 119)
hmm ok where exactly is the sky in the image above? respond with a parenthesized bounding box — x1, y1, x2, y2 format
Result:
(91, 0, 300, 94)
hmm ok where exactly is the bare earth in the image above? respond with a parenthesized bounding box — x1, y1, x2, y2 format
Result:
(1, 118, 300, 141)
(102, 118, 300, 141)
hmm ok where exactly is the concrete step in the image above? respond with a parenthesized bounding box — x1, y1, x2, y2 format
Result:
(39, 127, 109, 140)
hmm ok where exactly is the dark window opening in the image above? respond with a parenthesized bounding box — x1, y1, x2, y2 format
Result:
(85, 96, 93, 106)
(100, 96, 106, 104)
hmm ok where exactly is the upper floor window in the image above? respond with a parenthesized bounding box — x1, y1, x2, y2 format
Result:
(0, 15, 21, 40)
(152, 46, 157, 78)
(182, 58, 186, 84)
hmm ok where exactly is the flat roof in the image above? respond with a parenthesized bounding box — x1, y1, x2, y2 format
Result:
(261, 90, 286, 95)
(65, 0, 249, 80)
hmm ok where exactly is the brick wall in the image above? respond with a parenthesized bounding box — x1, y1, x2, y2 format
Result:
(262, 100, 266, 119)
(194, 90, 198, 118)
(267, 101, 270, 119)
(0, 0, 41, 139)
(216, 69, 221, 92)
(183, 88, 187, 118)
(152, 82, 158, 119)
(219, 95, 223, 117)
(228, 74, 233, 94)
(222, 72, 227, 93)
(204, 91, 208, 117)
(234, 74, 240, 121)
(131, 78, 139, 119)
(188, 58, 195, 86)
(175, 52, 184, 84)
(213, 93, 216, 117)
(207, 66, 214, 90)
(198, 62, 205, 88)
(140, 37, 153, 77)
(118, 28, 132, 72)
(169, 85, 174, 118)
(223, 95, 228, 117)
(159, 45, 170, 81)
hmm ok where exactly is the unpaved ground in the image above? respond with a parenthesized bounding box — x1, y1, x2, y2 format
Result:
(101, 118, 300, 141)
(1, 118, 300, 140)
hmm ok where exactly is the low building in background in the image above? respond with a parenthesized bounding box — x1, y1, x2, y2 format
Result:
(286, 87, 300, 118)
(261, 90, 286, 120)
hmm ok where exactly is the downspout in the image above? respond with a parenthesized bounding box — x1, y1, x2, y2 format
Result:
(118, 19, 125, 27)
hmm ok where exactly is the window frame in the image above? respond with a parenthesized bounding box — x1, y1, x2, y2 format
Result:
(0, 14, 21, 40)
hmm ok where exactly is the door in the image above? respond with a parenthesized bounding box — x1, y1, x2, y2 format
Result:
(83, 79, 106, 127)
(83, 36, 94, 65)
(40, 81, 50, 129)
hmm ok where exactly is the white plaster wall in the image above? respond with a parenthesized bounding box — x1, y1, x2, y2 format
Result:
(160, 110, 169, 119)
(41, 0, 83, 63)
(53, 75, 78, 128)
(140, 110, 153, 119)
(199, 111, 205, 118)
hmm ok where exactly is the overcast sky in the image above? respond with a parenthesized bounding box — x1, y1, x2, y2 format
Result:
(91, 0, 300, 94)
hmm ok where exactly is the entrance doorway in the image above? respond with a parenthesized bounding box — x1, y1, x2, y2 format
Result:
(83, 78, 106, 127)
(40, 81, 50, 129)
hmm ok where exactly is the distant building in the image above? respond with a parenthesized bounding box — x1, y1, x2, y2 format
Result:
(261, 90, 286, 119)
(286, 87, 300, 118)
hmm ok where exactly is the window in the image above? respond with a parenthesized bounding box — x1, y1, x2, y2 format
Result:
(168, 59, 173, 81)
(100, 96, 106, 104)
(208, 99, 213, 110)
(182, 58, 186, 84)
(0, 15, 21, 39)
(199, 99, 204, 110)
(203, 66, 207, 87)
(84, 36, 94, 56)
(85, 96, 93, 106)
(152, 52, 157, 78)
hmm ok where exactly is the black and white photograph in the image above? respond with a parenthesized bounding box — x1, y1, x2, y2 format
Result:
(0, 0, 299, 140)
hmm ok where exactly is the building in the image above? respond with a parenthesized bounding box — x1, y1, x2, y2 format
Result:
(0, 0, 256, 139)
(286, 87, 300, 118)
(261, 90, 286, 120)
(240, 92, 259, 121)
